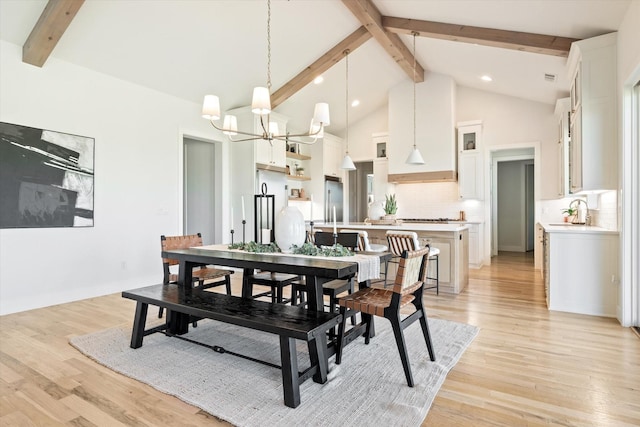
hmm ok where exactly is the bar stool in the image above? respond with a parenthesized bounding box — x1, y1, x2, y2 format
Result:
(386, 231, 439, 294)
(342, 229, 389, 286)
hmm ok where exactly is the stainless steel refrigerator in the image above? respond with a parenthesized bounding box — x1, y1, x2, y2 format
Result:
(324, 177, 343, 223)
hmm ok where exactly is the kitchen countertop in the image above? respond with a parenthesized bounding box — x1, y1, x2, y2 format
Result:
(540, 222, 619, 235)
(313, 222, 469, 232)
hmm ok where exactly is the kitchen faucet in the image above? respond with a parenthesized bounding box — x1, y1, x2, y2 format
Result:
(569, 198, 590, 225)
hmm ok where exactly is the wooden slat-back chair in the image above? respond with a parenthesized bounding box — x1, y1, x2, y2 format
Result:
(335, 247, 435, 387)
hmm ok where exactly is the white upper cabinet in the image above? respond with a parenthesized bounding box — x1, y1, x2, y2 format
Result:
(457, 121, 483, 200)
(554, 98, 571, 198)
(566, 32, 617, 193)
(322, 133, 343, 179)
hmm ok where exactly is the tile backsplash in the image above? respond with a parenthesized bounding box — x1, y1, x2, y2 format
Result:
(393, 182, 617, 231)
(393, 182, 484, 221)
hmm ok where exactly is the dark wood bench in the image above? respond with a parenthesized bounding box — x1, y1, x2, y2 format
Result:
(122, 283, 342, 408)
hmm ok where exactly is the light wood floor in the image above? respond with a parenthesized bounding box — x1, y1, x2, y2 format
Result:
(1, 252, 638, 426)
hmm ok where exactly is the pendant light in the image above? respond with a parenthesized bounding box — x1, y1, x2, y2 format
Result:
(341, 49, 356, 171)
(405, 32, 425, 165)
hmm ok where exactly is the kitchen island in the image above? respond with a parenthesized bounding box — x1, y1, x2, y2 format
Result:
(314, 222, 469, 294)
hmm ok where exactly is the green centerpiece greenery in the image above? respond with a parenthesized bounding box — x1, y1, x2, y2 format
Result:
(227, 241, 280, 253)
(229, 241, 353, 257)
(292, 242, 353, 257)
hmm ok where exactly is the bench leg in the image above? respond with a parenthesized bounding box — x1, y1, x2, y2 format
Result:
(308, 332, 329, 384)
(130, 301, 149, 349)
(279, 336, 301, 408)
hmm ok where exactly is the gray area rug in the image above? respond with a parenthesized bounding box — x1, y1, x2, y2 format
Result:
(70, 317, 478, 427)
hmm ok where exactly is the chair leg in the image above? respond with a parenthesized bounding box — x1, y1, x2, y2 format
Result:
(390, 316, 415, 387)
(158, 306, 164, 319)
(419, 310, 436, 361)
(364, 314, 373, 345)
(335, 307, 348, 365)
(291, 284, 298, 305)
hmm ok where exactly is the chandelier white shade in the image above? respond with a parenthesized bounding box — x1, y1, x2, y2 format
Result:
(341, 154, 356, 170)
(201, 0, 329, 144)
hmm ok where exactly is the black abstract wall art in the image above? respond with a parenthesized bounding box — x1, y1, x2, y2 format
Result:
(0, 122, 95, 228)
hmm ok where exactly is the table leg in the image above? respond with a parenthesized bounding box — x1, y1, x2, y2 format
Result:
(169, 260, 196, 335)
(304, 275, 327, 312)
(130, 301, 148, 349)
(279, 336, 301, 408)
(241, 268, 255, 299)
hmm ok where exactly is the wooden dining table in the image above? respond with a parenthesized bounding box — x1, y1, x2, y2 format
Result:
(161, 246, 390, 335)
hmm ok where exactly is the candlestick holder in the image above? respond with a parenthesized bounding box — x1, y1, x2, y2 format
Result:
(242, 220, 246, 244)
(333, 232, 338, 247)
(230, 229, 234, 245)
(308, 220, 315, 243)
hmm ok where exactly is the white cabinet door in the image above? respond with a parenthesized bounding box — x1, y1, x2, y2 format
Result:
(458, 152, 483, 200)
(323, 135, 342, 179)
(254, 116, 286, 168)
(569, 105, 582, 193)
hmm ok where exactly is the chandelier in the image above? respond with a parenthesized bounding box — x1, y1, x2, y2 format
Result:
(341, 49, 356, 170)
(201, 0, 330, 144)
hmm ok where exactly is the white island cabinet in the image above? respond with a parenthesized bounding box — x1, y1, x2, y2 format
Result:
(542, 223, 619, 317)
(315, 222, 469, 294)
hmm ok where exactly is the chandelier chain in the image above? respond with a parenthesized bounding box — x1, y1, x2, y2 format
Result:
(267, 0, 271, 91)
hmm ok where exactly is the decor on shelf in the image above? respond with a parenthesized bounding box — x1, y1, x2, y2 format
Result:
(275, 206, 306, 253)
(340, 49, 356, 171)
(384, 194, 398, 220)
(201, 0, 329, 145)
(0, 121, 95, 229)
(405, 32, 425, 165)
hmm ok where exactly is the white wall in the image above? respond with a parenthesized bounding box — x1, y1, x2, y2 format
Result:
(339, 104, 388, 162)
(0, 40, 228, 315)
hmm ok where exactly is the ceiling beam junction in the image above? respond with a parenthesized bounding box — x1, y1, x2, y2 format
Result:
(23, 0, 85, 67)
(341, 0, 425, 83)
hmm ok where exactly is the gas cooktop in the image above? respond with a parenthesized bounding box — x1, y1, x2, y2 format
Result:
(401, 218, 460, 223)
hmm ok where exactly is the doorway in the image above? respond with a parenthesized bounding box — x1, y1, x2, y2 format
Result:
(348, 161, 373, 222)
(183, 138, 217, 244)
(491, 148, 535, 256)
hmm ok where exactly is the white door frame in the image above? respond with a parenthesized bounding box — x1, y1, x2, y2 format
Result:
(484, 142, 541, 261)
(620, 70, 640, 327)
(177, 128, 228, 243)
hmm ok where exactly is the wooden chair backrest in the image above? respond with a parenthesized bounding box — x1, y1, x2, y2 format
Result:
(391, 247, 430, 295)
(386, 231, 420, 257)
(161, 233, 204, 266)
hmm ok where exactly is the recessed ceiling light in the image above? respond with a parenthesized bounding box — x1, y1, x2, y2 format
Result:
(351, 99, 360, 107)
(313, 75, 324, 84)
(481, 75, 493, 82)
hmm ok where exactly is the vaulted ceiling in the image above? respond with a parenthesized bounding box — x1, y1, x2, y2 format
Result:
(0, 0, 632, 134)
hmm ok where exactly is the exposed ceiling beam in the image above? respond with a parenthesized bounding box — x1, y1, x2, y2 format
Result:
(271, 26, 372, 109)
(342, 0, 425, 83)
(383, 16, 578, 57)
(22, 0, 84, 67)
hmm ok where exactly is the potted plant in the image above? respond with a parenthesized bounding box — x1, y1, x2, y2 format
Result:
(384, 194, 398, 220)
(561, 206, 577, 223)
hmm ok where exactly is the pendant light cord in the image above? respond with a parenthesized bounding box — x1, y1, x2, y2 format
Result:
(412, 32, 417, 150)
(345, 49, 350, 155)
